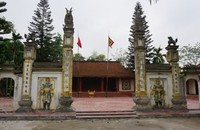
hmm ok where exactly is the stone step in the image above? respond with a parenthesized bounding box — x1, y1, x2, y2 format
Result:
(76, 115, 138, 119)
(76, 111, 136, 116)
(76, 110, 137, 119)
(76, 110, 135, 113)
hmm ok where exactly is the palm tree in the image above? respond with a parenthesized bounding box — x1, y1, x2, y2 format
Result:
(12, 33, 22, 61)
(152, 47, 165, 64)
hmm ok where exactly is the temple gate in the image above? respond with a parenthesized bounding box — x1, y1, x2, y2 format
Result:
(15, 8, 75, 112)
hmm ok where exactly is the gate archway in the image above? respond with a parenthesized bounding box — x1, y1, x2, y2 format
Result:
(0, 72, 19, 111)
(0, 78, 15, 97)
(186, 79, 199, 95)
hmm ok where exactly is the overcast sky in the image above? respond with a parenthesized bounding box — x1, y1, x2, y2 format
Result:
(2, 0, 200, 58)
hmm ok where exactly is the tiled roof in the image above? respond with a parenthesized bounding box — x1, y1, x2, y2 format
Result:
(73, 61, 134, 78)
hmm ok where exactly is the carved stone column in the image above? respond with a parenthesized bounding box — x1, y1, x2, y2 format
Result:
(16, 42, 37, 113)
(132, 11, 151, 111)
(56, 8, 75, 112)
(166, 39, 187, 110)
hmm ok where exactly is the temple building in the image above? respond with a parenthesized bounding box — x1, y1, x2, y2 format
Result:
(72, 61, 134, 97)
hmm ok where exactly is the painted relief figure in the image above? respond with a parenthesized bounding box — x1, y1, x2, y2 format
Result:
(40, 77, 54, 110)
(151, 78, 165, 108)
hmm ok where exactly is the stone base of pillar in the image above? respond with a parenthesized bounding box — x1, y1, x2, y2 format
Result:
(171, 96, 188, 111)
(56, 96, 75, 112)
(133, 96, 151, 111)
(15, 99, 34, 113)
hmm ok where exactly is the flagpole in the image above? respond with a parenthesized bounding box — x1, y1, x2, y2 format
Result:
(106, 36, 109, 97)
(106, 35, 114, 97)
(77, 34, 80, 97)
(107, 37, 109, 71)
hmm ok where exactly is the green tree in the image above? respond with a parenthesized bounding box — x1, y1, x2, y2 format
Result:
(28, 0, 58, 62)
(0, 1, 23, 66)
(48, 33, 63, 62)
(0, 1, 6, 13)
(73, 53, 85, 61)
(0, 1, 14, 64)
(87, 51, 106, 61)
(0, 32, 24, 66)
(179, 43, 200, 66)
(152, 47, 165, 64)
(0, 1, 13, 40)
(0, 41, 12, 64)
(127, 2, 155, 71)
(96, 54, 106, 61)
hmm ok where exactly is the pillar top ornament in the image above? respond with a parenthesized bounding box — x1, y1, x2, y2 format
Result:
(165, 36, 179, 63)
(24, 33, 38, 48)
(63, 8, 74, 36)
(165, 36, 179, 50)
(23, 35, 37, 60)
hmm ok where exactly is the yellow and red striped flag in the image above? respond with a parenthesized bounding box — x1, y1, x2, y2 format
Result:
(108, 36, 114, 48)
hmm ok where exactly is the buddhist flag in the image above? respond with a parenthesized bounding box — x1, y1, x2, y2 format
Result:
(77, 37, 82, 48)
(108, 36, 114, 48)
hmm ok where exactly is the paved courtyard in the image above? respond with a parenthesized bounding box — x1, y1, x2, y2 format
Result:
(0, 96, 200, 130)
(0, 96, 199, 112)
(73, 97, 135, 112)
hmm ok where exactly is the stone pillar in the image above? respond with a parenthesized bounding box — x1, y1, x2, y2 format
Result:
(16, 42, 37, 113)
(197, 65, 200, 108)
(133, 12, 151, 111)
(198, 78, 200, 108)
(166, 38, 187, 110)
(56, 8, 74, 112)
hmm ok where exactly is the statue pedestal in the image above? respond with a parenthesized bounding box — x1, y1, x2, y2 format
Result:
(56, 96, 75, 112)
(171, 96, 188, 110)
(16, 99, 34, 113)
(133, 96, 151, 111)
